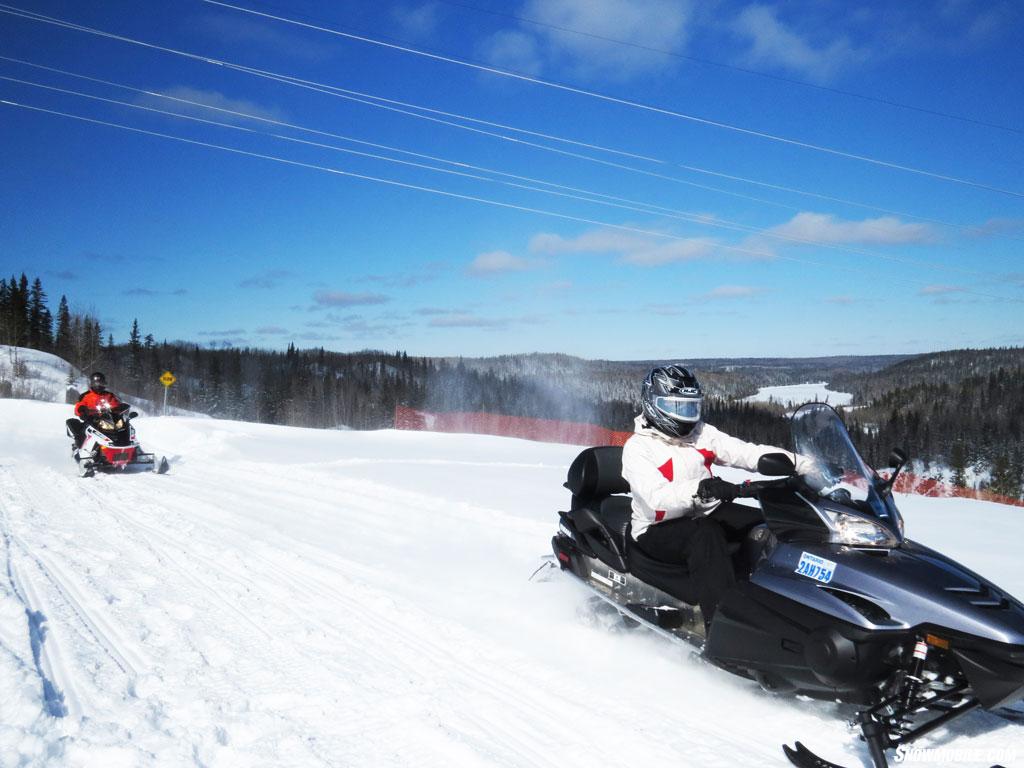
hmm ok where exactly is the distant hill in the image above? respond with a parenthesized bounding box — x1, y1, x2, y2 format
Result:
(451, 352, 910, 401)
(831, 347, 1024, 402)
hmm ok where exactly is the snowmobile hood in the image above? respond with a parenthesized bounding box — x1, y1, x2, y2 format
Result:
(755, 538, 1024, 646)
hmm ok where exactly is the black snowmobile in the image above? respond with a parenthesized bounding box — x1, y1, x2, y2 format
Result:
(69, 403, 169, 477)
(550, 403, 1024, 768)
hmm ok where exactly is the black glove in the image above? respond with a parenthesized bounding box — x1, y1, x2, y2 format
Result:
(697, 477, 739, 502)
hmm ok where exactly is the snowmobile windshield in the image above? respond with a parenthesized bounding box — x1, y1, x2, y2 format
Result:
(791, 403, 903, 538)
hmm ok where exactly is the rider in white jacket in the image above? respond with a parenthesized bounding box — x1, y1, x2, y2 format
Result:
(621, 365, 807, 627)
(624, 416, 796, 538)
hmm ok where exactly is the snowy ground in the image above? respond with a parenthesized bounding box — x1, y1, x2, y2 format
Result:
(745, 382, 854, 408)
(0, 400, 1021, 767)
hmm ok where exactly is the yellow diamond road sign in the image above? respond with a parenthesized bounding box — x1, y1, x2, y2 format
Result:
(160, 371, 176, 388)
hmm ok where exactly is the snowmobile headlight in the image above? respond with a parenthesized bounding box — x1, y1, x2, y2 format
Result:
(97, 419, 115, 431)
(829, 511, 899, 548)
(115, 418, 124, 429)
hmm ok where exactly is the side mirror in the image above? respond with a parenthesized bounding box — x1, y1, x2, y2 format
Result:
(879, 447, 909, 496)
(758, 452, 796, 476)
(888, 448, 907, 470)
(129, 411, 139, 419)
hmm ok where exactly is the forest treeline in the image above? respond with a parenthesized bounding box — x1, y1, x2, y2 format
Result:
(1, 273, 1021, 498)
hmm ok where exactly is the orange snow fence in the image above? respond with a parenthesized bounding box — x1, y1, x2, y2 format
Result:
(394, 405, 632, 447)
(396, 405, 1024, 508)
(891, 472, 1024, 508)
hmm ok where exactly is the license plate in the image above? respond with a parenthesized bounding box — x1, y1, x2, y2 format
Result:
(795, 551, 836, 584)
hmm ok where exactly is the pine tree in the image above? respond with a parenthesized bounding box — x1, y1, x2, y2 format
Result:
(950, 442, 968, 488)
(28, 278, 50, 350)
(990, 453, 1015, 497)
(55, 296, 72, 361)
(128, 319, 143, 385)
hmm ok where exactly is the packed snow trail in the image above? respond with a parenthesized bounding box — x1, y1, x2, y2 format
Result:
(0, 401, 1020, 767)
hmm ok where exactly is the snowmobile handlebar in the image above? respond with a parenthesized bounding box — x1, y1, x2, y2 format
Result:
(696, 476, 793, 503)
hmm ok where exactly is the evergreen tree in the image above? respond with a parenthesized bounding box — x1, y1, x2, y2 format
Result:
(54, 296, 72, 361)
(128, 319, 143, 384)
(990, 453, 1015, 497)
(950, 442, 968, 488)
(28, 278, 52, 350)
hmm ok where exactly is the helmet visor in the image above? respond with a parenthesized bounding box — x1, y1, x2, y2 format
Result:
(653, 396, 701, 423)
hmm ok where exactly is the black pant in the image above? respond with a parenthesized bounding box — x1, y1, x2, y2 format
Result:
(633, 502, 762, 622)
(66, 418, 85, 447)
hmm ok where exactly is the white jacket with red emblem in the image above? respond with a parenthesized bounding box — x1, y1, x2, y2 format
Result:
(622, 415, 808, 539)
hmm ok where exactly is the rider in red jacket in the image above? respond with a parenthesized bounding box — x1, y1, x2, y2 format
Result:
(67, 372, 123, 447)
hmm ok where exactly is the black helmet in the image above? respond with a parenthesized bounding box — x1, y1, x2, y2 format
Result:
(89, 371, 108, 392)
(641, 364, 703, 438)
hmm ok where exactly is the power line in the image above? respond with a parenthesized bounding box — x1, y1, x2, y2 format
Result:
(2, 66, 994, 279)
(3, 97, 1018, 303)
(257, 65, 1024, 244)
(0, 11, 1015, 244)
(202, 0, 1024, 199)
(0, 74, 776, 261)
(427, 0, 1023, 136)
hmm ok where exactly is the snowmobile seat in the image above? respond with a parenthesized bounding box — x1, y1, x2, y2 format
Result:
(564, 445, 741, 604)
(565, 446, 630, 506)
(565, 447, 633, 571)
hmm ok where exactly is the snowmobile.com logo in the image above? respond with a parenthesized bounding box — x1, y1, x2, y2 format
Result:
(893, 744, 1016, 763)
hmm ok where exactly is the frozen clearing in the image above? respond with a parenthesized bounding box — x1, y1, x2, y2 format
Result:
(0, 400, 1021, 767)
(745, 382, 854, 407)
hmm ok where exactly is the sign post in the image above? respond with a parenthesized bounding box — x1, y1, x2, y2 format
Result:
(159, 370, 176, 415)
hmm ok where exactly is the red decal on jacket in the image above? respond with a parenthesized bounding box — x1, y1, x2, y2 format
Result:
(657, 458, 674, 482)
(697, 449, 715, 473)
(654, 510, 666, 522)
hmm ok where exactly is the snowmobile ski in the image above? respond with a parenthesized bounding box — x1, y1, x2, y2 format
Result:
(782, 742, 850, 768)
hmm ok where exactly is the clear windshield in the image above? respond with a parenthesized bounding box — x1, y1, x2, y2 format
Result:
(791, 403, 903, 532)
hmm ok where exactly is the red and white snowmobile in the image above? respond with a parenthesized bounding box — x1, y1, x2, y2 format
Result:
(70, 403, 169, 477)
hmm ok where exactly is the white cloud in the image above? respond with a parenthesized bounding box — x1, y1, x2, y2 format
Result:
(759, 212, 934, 247)
(198, 328, 246, 337)
(530, 230, 649, 255)
(467, 250, 537, 275)
(478, 0, 692, 82)
(476, 30, 544, 76)
(428, 314, 509, 329)
(313, 291, 390, 307)
(239, 270, 293, 289)
(698, 285, 763, 301)
(919, 285, 966, 296)
(137, 86, 286, 125)
(965, 217, 1024, 239)
(732, 4, 868, 82)
(530, 228, 720, 265)
(392, 3, 441, 39)
(620, 239, 716, 265)
(197, 14, 334, 61)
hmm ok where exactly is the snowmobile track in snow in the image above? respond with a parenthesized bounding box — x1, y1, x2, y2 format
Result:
(0, 470, 85, 718)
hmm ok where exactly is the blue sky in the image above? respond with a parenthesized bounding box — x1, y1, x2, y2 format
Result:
(1, 0, 1022, 359)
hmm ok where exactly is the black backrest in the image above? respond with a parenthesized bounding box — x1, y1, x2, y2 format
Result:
(565, 446, 630, 507)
